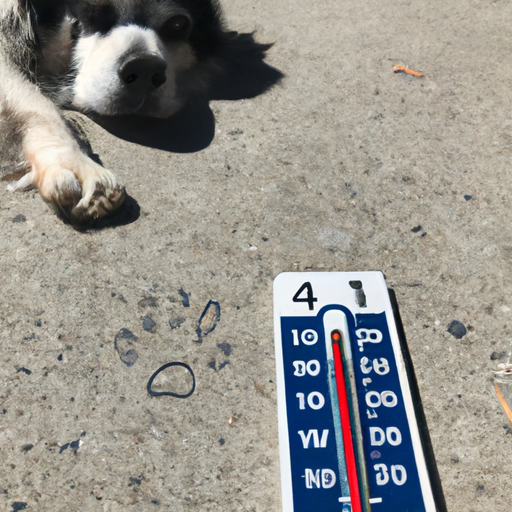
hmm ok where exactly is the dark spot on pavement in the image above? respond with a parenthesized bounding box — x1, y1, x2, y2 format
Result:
(142, 316, 156, 332)
(411, 225, 427, 236)
(138, 296, 158, 308)
(179, 289, 190, 307)
(447, 320, 467, 339)
(60, 439, 80, 454)
(114, 328, 139, 366)
(217, 343, 232, 356)
(169, 316, 186, 329)
(70, 440, 80, 453)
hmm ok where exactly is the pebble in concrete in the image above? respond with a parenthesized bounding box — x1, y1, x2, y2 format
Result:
(142, 316, 156, 332)
(447, 320, 467, 339)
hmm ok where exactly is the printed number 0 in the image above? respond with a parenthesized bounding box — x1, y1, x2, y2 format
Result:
(292, 282, 318, 311)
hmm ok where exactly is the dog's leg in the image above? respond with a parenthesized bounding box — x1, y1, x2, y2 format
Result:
(1, 58, 126, 224)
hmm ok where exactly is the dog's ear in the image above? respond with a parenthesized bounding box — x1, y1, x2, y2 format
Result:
(208, 31, 283, 101)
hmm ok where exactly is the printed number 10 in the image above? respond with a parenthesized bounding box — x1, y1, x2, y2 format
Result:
(292, 329, 319, 346)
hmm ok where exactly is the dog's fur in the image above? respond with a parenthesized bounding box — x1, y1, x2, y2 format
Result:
(0, 0, 276, 224)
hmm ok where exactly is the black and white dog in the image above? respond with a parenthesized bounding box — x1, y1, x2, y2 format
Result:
(0, 0, 278, 224)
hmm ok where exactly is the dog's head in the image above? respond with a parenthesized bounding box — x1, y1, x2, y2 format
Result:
(33, 0, 229, 117)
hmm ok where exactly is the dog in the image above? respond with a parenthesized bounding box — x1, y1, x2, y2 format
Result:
(0, 0, 279, 225)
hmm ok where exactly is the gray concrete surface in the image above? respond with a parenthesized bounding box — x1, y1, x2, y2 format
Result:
(1, 0, 512, 510)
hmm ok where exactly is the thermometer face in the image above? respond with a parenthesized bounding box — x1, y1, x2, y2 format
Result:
(273, 272, 445, 512)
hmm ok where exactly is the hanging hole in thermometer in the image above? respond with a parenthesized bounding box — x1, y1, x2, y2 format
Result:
(349, 280, 367, 308)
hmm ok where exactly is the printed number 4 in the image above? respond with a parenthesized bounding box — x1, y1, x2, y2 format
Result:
(293, 282, 318, 311)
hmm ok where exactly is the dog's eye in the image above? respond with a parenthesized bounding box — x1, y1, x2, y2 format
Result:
(162, 15, 191, 39)
(168, 15, 190, 32)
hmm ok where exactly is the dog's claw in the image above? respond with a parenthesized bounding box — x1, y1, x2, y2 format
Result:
(72, 185, 126, 222)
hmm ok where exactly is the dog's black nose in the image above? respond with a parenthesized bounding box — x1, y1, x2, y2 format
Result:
(118, 54, 167, 93)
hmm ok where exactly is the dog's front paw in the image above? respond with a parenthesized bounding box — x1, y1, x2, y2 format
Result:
(10, 151, 126, 224)
(67, 161, 126, 223)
